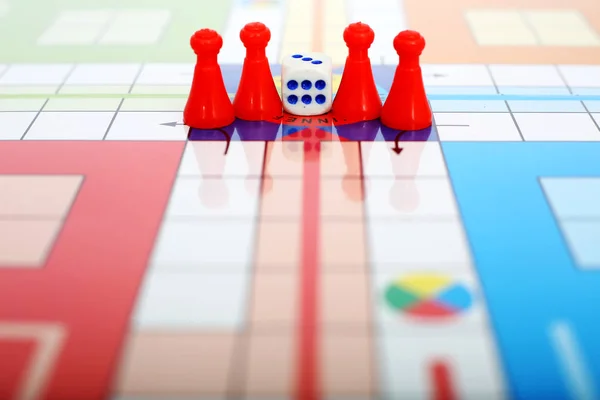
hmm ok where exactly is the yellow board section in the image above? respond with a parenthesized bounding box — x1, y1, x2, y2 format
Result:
(395, 274, 453, 298)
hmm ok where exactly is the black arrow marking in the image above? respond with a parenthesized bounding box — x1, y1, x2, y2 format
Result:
(218, 128, 231, 155)
(425, 73, 447, 78)
(160, 121, 185, 127)
(391, 131, 406, 154)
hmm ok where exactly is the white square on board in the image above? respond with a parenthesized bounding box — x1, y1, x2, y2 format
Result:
(489, 65, 565, 87)
(557, 66, 600, 88)
(0, 64, 73, 86)
(165, 176, 260, 219)
(436, 113, 522, 141)
(421, 64, 495, 87)
(364, 177, 458, 218)
(136, 64, 194, 85)
(178, 141, 265, 177)
(369, 220, 471, 266)
(150, 220, 255, 271)
(0, 112, 37, 140)
(65, 64, 142, 85)
(24, 112, 114, 140)
(133, 272, 249, 329)
(561, 221, 600, 269)
(373, 272, 488, 336)
(379, 334, 505, 399)
(594, 113, 600, 127)
(541, 177, 600, 219)
(105, 112, 187, 141)
(515, 113, 600, 141)
(361, 142, 448, 178)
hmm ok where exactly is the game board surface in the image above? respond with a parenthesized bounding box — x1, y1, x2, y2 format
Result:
(1, 0, 600, 399)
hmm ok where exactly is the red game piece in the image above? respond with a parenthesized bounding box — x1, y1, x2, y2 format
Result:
(332, 22, 382, 123)
(184, 29, 235, 130)
(234, 22, 282, 121)
(381, 30, 432, 131)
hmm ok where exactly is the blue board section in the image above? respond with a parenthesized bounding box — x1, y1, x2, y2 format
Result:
(442, 142, 600, 400)
(436, 285, 473, 311)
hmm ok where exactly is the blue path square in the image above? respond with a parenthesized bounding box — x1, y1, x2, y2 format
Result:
(499, 87, 586, 112)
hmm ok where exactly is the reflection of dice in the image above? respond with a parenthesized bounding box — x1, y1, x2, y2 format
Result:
(282, 53, 332, 116)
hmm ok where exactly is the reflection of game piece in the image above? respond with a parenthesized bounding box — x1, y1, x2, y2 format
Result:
(235, 119, 281, 142)
(381, 30, 432, 131)
(184, 29, 235, 130)
(190, 140, 230, 209)
(334, 119, 380, 142)
(389, 140, 427, 212)
(199, 178, 229, 209)
(390, 178, 420, 212)
(332, 22, 382, 123)
(281, 52, 333, 116)
(235, 119, 281, 194)
(339, 140, 364, 203)
(234, 22, 283, 121)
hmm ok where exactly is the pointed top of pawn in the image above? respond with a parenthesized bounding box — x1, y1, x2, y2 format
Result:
(190, 28, 223, 55)
(394, 30, 426, 56)
(240, 22, 271, 48)
(343, 22, 375, 51)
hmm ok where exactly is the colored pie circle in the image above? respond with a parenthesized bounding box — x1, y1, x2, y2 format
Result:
(384, 273, 473, 318)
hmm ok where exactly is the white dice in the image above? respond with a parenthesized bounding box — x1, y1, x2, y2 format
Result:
(281, 52, 332, 116)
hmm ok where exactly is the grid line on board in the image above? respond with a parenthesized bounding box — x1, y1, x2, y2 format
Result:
(433, 113, 508, 391)
(555, 64, 600, 134)
(358, 140, 384, 399)
(485, 64, 526, 141)
(19, 99, 49, 140)
(99, 64, 143, 141)
(224, 141, 270, 398)
(102, 98, 125, 140)
(0, 65, 8, 81)
(1, 63, 600, 141)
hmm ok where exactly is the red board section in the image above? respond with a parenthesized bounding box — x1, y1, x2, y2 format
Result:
(405, 300, 455, 318)
(295, 144, 322, 400)
(0, 141, 184, 400)
(0, 340, 35, 399)
(431, 360, 456, 400)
